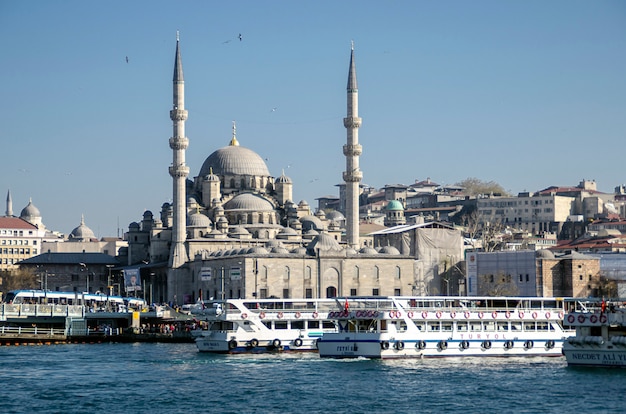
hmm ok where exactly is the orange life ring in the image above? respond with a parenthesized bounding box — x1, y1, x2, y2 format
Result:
(449, 311, 456, 319)
(577, 314, 585, 323)
(478, 312, 484, 319)
(545, 312, 551, 319)
(589, 314, 598, 323)
(312, 312, 319, 319)
(532, 312, 538, 320)
(464, 311, 471, 319)
(407, 311, 414, 318)
(295, 312, 301, 319)
(491, 311, 498, 319)
(436, 311, 442, 319)
(277, 312, 284, 319)
(558, 311, 564, 319)
(241, 313, 248, 319)
(567, 314, 575, 324)
(422, 311, 429, 319)
(599, 314, 607, 324)
(518, 312, 525, 319)
(389, 310, 397, 319)
(505, 311, 511, 319)
(259, 312, 266, 319)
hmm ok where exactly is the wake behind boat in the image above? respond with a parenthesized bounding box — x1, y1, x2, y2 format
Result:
(318, 296, 573, 359)
(192, 298, 340, 353)
(562, 298, 626, 368)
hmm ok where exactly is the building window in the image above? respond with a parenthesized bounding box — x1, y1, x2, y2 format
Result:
(259, 289, 267, 299)
(283, 289, 290, 299)
(350, 289, 357, 296)
(305, 288, 312, 298)
(394, 288, 401, 296)
(372, 288, 379, 296)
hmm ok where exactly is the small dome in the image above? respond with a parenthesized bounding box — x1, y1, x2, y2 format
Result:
(224, 193, 275, 211)
(247, 246, 269, 254)
(275, 173, 292, 184)
(359, 247, 378, 255)
(278, 227, 298, 236)
(20, 199, 41, 220)
(142, 210, 153, 219)
(229, 225, 250, 235)
(306, 232, 342, 254)
(129, 222, 140, 230)
(291, 246, 307, 255)
(300, 215, 324, 231)
(187, 212, 212, 228)
(69, 216, 96, 241)
(271, 246, 290, 254)
(379, 245, 401, 255)
(386, 200, 404, 211)
(536, 249, 555, 259)
(326, 210, 345, 222)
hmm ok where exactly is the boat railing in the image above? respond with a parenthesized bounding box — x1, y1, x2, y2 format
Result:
(0, 325, 67, 336)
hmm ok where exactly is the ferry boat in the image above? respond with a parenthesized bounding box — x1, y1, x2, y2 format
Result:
(317, 296, 573, 359)
(562, 298, 626, 368)
(192, 298, 339, 353)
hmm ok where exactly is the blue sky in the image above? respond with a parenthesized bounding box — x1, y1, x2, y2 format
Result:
(1, 1, 625, 238)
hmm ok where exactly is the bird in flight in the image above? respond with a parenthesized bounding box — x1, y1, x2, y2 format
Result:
(239, 33, 243, 41)
(271, 107, 277, 112)
(125, 56, 129, 63)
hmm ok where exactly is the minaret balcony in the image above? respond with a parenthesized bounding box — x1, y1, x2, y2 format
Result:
(170, 109, 188, 121)
(169, 164, 190, 178)
(343, 170, 363, 182)
(343, 116, 362, 128)
(169, 137, 189, 150)
(343, 144, 363, 157)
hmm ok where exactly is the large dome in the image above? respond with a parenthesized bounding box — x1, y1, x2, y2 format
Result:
(69, 216, 96, 241)
(20, 199, 41, 220)
(199, 144, 270, 177)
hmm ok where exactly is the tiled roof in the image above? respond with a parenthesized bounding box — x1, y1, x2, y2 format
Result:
(0, 216, 38, 230)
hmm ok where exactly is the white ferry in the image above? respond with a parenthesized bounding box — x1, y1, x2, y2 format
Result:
(317, 296, 573, 359)
(562, 298, 626, 368)
(192, 298, 339, 353)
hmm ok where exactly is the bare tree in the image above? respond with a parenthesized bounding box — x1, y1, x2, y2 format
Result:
(477, 272, 519, 296)
(2, 268, 39, 293)
(459, 208, 506, 252)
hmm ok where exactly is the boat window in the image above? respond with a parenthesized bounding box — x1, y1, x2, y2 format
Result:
(470, 322, 482, 332)
(536, 322, 549, 331)
(427, 322, 440, 332)
(483, 321, 495, 332)
(262, 321, 272, 329)
(441, 322, 453, 332)
(307, 320, 320, 329)
(395, 321, 407, 332)
(456, 322, 468, 332)
(511, 323, 522, 331)
(524, 322, 535, 332)
(275, 321, 288, 330)
(497, 322, 508, 332)
(291, 320, 305, 330)
(414, 322, 425, 331)
(322, 321, 336, 329)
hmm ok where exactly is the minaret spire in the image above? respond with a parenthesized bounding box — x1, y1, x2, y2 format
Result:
(343, 41, 362, 249)
(5, 189, 13, 217)
(168, 32, 190, 271)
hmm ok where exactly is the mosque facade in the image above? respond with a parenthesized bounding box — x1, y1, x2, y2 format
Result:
(120, 37, 433, 305)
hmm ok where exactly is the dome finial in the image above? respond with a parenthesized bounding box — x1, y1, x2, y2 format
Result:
(229, 120, 239, 146)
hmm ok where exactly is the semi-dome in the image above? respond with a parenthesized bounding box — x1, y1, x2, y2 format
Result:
(199, 144, 270, 177)
(69, 216, 96, 241)
(300, 215, 323, 231)
(224, 193, 275, 211)
(536, 249, 555, 259)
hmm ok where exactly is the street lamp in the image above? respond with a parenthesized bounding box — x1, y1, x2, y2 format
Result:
(106, 265, 114, 296)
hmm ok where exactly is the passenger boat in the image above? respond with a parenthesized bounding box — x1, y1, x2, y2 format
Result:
(562, 298, 626, 368)
(317, 296, 573, 359)
(192, 298, 339, 353)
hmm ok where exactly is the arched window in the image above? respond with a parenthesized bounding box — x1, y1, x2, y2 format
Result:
(396, 266, 401, 279)
(326, 286, 337, 298)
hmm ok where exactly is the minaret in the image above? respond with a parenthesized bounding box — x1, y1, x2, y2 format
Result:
(5, 190, 13, 216)
(342, 41, 362, 249)
(168, 32, 190, 268)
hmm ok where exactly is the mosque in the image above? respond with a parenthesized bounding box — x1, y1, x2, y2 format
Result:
(122, 35, 462, 305)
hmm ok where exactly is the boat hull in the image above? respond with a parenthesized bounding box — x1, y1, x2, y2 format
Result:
(318, 336, 564, 359)
(563, 343, 626, 368)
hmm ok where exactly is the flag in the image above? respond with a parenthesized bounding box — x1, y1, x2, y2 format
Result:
(344, 298, 349, 311)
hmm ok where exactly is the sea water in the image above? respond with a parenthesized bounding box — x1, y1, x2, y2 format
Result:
(1, 342, 624, 414)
